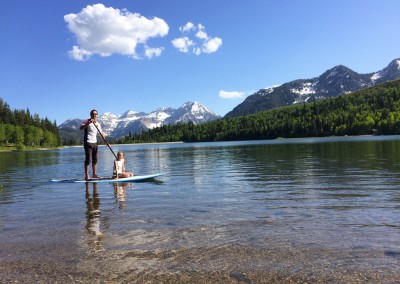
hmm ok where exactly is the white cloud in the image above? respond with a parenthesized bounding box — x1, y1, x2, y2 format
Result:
(219, 90, 246, 99)
(179, 22, 195, 33)
(196, 30, 208, 40)
(193, 47, 202, 56)
(172, 22, 222, 55)
(195, 24, 208, 40)
(64, 4, 169, 60)
(202, 37, 222, 54)
(171, 36, 194, 53)
(144, 46, 164, 59)
(68, 45, 93, 61)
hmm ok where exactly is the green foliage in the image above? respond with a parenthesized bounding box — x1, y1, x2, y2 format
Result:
(59, 127, 82, 146)
(0, 98, 61, 148)
(117, 79, 400, 144)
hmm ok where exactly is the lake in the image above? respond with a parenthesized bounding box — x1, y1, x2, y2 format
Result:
(1, 136, 399, 283)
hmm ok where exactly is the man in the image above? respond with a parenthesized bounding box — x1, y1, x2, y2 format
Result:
(80, 109, 106, 180)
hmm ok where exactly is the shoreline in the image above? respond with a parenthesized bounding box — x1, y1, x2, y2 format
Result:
(0, 145, 63, 152)
(1, 230, 398, 283)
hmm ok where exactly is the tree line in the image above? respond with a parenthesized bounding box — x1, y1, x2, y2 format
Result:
(114, 79, 400, 144)
(0, 98, 61, 148)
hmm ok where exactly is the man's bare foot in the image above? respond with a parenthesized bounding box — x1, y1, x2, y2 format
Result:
(85, 176, 91, 180)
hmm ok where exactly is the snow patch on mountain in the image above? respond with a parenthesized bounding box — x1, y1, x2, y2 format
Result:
(291, 82, 316, 96)
(261, 85, 280, 96)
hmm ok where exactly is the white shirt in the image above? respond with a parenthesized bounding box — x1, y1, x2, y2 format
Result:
(83, 120, 102, 144)
(114, 159, 124, 173)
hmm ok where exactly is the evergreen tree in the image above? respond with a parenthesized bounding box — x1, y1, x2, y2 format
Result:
(0, 97, 61, 148)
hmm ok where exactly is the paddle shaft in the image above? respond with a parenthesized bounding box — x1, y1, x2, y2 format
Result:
(90, 119, 118, 159)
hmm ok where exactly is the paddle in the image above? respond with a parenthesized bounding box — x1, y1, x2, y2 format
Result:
(90, 119, 118, 159)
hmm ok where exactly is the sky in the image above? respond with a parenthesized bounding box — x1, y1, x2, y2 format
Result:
(1, 0, 400, 124)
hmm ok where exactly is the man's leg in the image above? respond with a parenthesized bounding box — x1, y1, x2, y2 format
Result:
(84, 143, 92, 180)
(92, 163, 99, 178)
(85, 164, 90, 180)
(92, 144, 100, 178)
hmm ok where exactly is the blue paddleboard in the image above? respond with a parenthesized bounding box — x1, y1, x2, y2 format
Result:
(50, 173, 165, 183)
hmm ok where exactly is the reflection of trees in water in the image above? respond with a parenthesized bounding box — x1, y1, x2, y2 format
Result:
(0, 151, 62, 205)
(0, 151, 60, 174)
(223, 139, 400, 180)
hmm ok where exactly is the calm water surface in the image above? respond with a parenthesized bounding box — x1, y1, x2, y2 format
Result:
(1, 136, 400, 283)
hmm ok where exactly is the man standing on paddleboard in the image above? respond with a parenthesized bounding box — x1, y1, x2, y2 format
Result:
(80, 109, 106, 180)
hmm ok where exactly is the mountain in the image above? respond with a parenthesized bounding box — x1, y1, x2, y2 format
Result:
(225, 58, 400, 118)
(59, 101, 220, 142)
(164, 102, 219, 124)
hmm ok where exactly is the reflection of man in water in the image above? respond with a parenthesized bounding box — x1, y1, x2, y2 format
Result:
(85, 183, 103, 252)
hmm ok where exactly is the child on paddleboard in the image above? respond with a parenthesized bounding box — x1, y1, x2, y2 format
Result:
(113, 151, 134, 179)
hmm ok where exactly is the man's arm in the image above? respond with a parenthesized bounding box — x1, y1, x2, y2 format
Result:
(80, 119, 92, 130)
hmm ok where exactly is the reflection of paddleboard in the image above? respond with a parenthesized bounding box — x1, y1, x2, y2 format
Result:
(50, 173, 165, 183)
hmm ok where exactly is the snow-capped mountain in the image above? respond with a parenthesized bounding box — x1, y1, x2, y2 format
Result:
(164, 102, 219, 124)
(59, 101, 220, 140)
(225, 58, 400, 118)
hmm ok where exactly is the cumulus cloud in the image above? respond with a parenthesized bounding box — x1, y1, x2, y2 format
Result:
(195, 24, 208, 40)
(64, 4, 169, 61)
(172, 22, 222, 55)
(171, 36, 194, 53)
(68, 46, 93, 62)
(144, 46, 164, 59)
(179, 22, 195, 33)
(219, 90, 246, 99)
(203, 37, 223, 54)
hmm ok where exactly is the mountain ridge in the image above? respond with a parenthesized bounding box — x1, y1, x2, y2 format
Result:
(225, 58, 400, 118)
(59, 101, 220, 142)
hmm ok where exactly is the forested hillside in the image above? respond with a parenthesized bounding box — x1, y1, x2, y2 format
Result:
(115, 79, 400, 144)
(0, 98, 61, 149)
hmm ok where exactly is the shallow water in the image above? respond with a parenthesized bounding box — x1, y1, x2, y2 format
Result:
(1, 136, 400, 283)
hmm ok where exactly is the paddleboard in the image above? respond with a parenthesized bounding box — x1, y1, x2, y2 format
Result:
(50, 173, 165, 183)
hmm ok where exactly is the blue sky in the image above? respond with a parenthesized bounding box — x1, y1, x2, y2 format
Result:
(1, 0, 400, 124)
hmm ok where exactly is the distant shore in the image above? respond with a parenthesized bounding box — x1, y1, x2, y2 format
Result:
(1, 135, 384, 152)
(0, 145, 63, 152)
(0, 141, 185, 152)
(62, 141, 185, 149)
